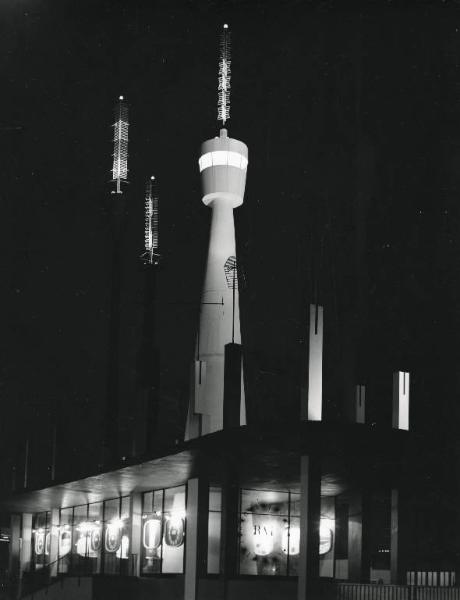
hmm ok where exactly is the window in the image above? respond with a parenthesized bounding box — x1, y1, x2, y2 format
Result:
(141, 485, 186, 575)
(32, 512, 50, 570)
(45, 496, 131, 576)
(239, 489, 300, 576)
(103, 497, 131, 575)
(198, 151, 248, 173)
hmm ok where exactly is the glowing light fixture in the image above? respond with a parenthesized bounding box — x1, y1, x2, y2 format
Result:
(105, 520, 123, 553)
(253, 527, 274, 556)
(34, 530, 45, 555)
(143, 518, 162, 550)
(116, 535, 130, 559)
(45, 532, 51, 556)
(282, 525, 300, 556)
(164, 511, 185, 547)
(218, 24, 231, 125)
(59, 528, 71, 557)
(75, 521, 102, 557)
(111, 96, 129, 194)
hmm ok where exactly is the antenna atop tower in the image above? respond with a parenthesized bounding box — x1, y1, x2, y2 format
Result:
(142, 176, 161, 266)
(218, 24, 231, 126)
(111, 96, 129, 194)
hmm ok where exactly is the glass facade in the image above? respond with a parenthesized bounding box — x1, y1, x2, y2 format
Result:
(29, 484, 337, 581)
(32, 512, 51, 570)
(239, 489, 300, 576)
(31, 497, 131, 576)
(141, 485, 186, 575)
(207, 487, 222, 574)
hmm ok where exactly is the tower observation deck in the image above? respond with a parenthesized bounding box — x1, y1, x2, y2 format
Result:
(185, 128, 248, 439)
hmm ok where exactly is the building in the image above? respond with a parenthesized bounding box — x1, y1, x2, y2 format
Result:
(1, 24, 459, 600)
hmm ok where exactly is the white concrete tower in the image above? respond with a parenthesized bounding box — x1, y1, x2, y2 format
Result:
(185, 25, 248, 440)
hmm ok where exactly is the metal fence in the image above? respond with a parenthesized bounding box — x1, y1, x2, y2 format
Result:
(336, 584, 460, 600)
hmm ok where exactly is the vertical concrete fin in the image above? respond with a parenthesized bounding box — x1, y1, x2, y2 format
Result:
(301, 304, 324, 421)
(184, 478, 209, 600)
(298, 455, 321, 600)
(393, 372, 410, 430)
(354, 384, 366, 424)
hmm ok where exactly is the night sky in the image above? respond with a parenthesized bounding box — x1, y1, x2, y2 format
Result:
(2, 0, 460, 495)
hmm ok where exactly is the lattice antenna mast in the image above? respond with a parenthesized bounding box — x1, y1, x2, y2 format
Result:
(111, 96, 129, 194)
(142, 176, 161, 265)
(218, 24, 231, 126)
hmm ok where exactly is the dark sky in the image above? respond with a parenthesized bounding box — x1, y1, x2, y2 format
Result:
(2, 0, 460, 492)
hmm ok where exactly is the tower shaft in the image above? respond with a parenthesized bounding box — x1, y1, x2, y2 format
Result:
(185, 129, 248, 440)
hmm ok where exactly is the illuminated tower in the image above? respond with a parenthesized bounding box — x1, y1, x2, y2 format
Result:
(185, 25, 248, 440)
(103, 96, 129, 466)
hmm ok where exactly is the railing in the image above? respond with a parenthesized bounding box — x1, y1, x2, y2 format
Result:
(337, 583, 410, 600)
(335, 584, 460, 600)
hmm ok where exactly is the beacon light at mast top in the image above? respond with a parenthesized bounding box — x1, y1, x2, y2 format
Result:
(111, 95, 129, 195)
(217, 24, 231, 127)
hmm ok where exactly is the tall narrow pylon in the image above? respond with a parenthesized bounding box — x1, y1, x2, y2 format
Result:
(111, 96, 129, 194)
(103, 96, 129, 466)
(139, 176, 161, 455)
(185, 25, 248, 440)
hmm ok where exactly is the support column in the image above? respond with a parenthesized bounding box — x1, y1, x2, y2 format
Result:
(9, 515, 21, 584)
(20, 513, 32, 575)
(223, 343, 242, 430)
(348, 490, 371, 582)
(184, 478, 209, 600)
(319, 497, 335, 578)
(130, 493, 142, 577)
(220, 476, 239, 579)
(298, 455, 321, 600)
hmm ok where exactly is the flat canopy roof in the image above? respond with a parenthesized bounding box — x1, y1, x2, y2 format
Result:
(0, 422, 411, 513)
(0, 451, 196, 513)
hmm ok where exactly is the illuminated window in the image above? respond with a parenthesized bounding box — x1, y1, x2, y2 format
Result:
(32, 512, 50, 571)
(103, 496, 131, 575)
(239, 490, 300, 577)
(198, 151, 248, 173)
(54, 496, 130, 577)
(141, 485, 186, 576)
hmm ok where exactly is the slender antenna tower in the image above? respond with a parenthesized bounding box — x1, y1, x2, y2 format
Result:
(218, 24, 231, 126)
(142, 176, 161, 266)
(104, 95, 129, 467)
(111, 96, 129, 194)
(139, 176, 161, 454)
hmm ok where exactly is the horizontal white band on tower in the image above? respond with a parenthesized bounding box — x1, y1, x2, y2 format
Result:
(198, 150, 248, 172)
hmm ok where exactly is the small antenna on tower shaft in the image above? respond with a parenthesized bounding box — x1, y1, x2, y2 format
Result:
(142, 176, 161, 266)
(218, 24, 231, 126)
(111, 96, 129, 194)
